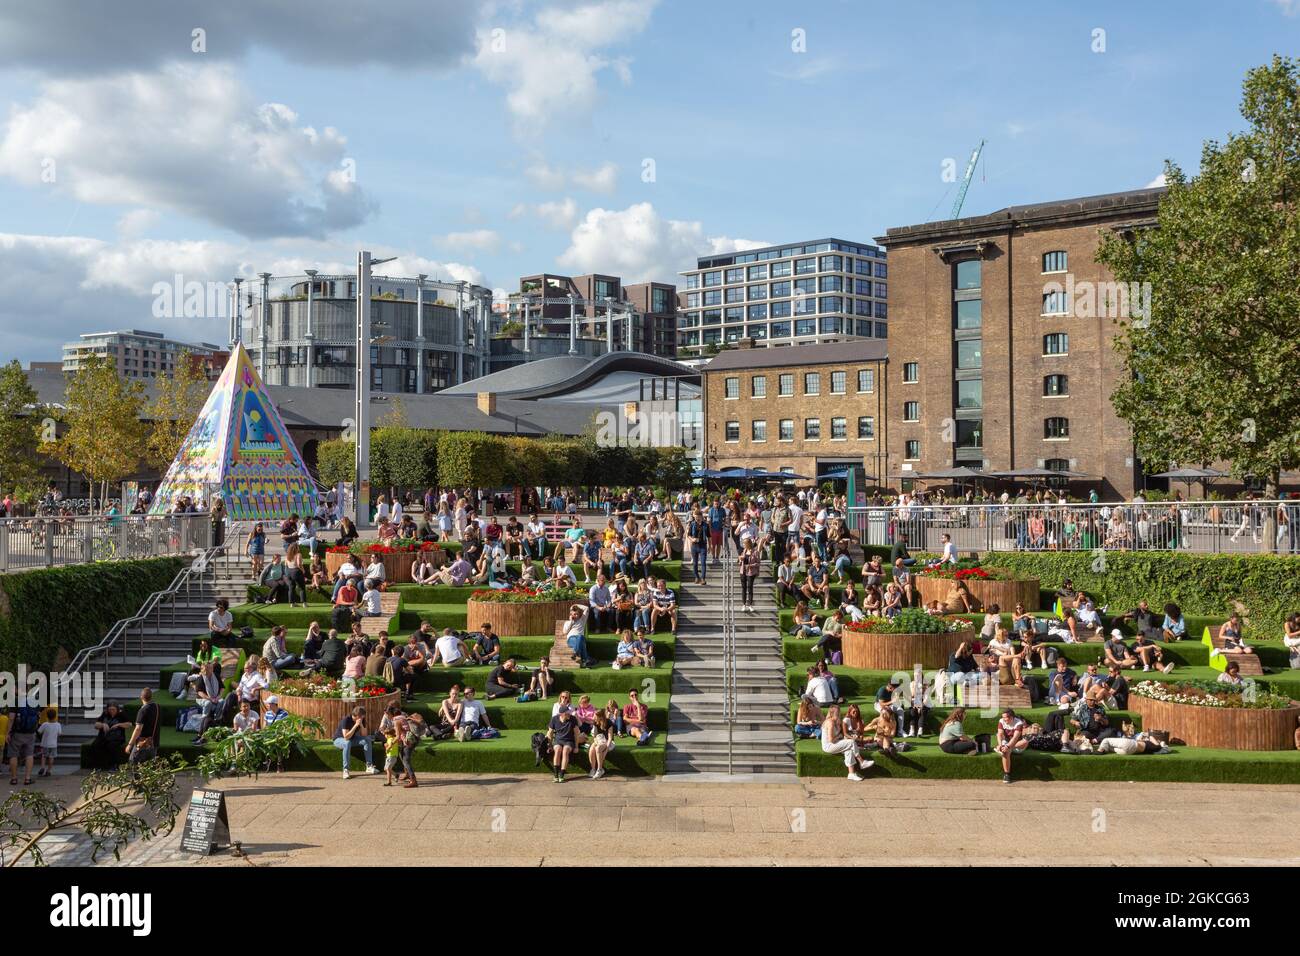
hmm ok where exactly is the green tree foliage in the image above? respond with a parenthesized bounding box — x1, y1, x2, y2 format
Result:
(0, 360, 46, 502)
(436, 431, 505, 487)
(48, 355, 147, 505)
(372, 426, 439, 491)
(1097, 57, 1300, 495)
(316, 438, 354, 486)
(145, 351, 212, 471)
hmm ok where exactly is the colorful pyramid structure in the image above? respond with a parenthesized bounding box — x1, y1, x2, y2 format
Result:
(150, 344, 319, 521)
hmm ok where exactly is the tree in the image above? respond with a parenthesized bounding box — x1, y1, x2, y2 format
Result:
(47, 356, 147, 506)
(145, 351, 211, 470)
(316, 438, 355, 486)
(1097, 57, 1300, 499)
(436, 431, 505, 487)
(371, 426, 438, 493)
(0, 361, 46, 502)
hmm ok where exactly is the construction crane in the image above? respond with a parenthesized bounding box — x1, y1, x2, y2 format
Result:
(950, 139, 985, 220)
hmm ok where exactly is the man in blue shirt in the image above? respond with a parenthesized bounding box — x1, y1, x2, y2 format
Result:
(687, 508, 710, 584)
(707, 498, 727, 563)
(587, 574, 614, 632)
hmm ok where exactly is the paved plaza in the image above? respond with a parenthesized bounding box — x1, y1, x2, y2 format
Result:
(17, 772, 1300, 867)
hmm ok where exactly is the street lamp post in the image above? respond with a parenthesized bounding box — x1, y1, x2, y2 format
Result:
(355, 251, 397, 527)
(304, 269, 317, 387)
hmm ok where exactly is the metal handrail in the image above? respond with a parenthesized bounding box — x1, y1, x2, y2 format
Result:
(56, 542, 232, 694)
(720, 532, 736, 774)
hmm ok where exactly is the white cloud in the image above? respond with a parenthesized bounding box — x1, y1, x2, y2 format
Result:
(434, 229, 502, 253)
(116, 209, 161, 238)
(474, 0, 657, 132)
(525, 159, 619, 194)
(1270, 0, 1298, 16)
(510, 197, 580, 230)
(1146, 173, 1168, 188)
(0, 0, 477, 75)
(0, 63, 375, 239)
(557, 202, 767, 284)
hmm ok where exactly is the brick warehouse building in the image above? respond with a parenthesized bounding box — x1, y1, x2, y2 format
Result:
(877, 188, 1163, 499)
(700, 340, 889, 483)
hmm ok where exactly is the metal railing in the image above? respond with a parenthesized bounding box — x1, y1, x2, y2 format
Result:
(842, 499, 1300, 555)
(0, 513, 215, 572)
(720, 533, 737, 774)
(56, 541, 233, 695)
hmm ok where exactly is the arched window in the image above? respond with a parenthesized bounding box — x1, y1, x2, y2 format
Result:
(1044, 374, 1069, 396)
(1044, 417, 1070, 439)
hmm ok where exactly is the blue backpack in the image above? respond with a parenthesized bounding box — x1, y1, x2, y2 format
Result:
(14, 706, 39, 734)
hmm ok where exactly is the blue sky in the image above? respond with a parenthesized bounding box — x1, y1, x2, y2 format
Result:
(0, 0, 1295, 362)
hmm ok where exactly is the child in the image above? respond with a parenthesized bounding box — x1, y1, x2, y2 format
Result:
(37, 709, 62, 777)
(383, 729, 401, 786)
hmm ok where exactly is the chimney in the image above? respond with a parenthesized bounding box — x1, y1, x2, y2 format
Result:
(736, 337, 756, 350)
(477, 392, 496, 415)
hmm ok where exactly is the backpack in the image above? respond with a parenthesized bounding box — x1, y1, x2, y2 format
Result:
(14, 705, 39, 734)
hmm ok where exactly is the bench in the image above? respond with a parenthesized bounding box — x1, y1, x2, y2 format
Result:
(358, 592, 401, 637)
(1203, 625, 1264, 676)
(549, 621, 580, 670)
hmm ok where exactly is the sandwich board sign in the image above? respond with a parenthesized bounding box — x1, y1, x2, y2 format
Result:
(180, 788, 231, 855)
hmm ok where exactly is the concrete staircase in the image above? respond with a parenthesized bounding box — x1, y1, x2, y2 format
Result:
(55, 548, 252, 771)
(665, 559, 795, 777)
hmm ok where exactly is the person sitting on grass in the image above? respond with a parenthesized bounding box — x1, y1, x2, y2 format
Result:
(529, 658, 555, 699)
(820, 704, 873, 781)
(814, 609, 845, 662)
(1020, 628, 1050, 671)
(412, 554, 437, 585)
(1095, 718, 1170, 754)
(260, 554, 290, 604)
(1218, 612, 1252, 653)
(334, 706, 377, 780)
(650, 578, 677, 634)
(431, 628, 468, 667)
(1103, 629, 1140, 670)
(587, 573, 614, 632)
(795, 696, 823, 738)
(574, 694, 599, 737)
(230, 699, 260, 762)
(334, 574, 359, 610)
(801, 554, 832, 610)
(882, 582, 905, 619)
(1046, 657, 1080, 708)
(587, 711, 615, 779)
(864, 704, 899, 756)
(614, 629, 638, 670)
(604, 698, 627, 737)
(947, 642, 978, 676)
(553, 553, 578, 588)
(938, 707, 980, 755)
(1133, 628, 1173, 673)
(455, 686, 491, 741)
(437, 686, 463, 729)
(485, 658, 526, 700)
(862, 554, 885, 589)
(791, 600, 822, 638)
(775, 555, 799, 607)
(547, 705, 579, 783)
(403, 632, 432, 676)
(945, 578, 981, 614)
(838, 581, 864, 622)
(471, 623, 501, 665)
(1011, 603, 1035, 637)
(262, 625, 299, 672)
(1217, 659, 1246, 686)
(1162, 602, 1187, 642)
(986, 624, 1025, 688)
(386, 646, 416, 701)
(996, 708, 1028, 784)
(429, 554, 474, 587)
(631, 578, 654, 631)
(208, 598, 235, 646)
(1104, 664, 1130, 709)
(622, 688, 653, 746)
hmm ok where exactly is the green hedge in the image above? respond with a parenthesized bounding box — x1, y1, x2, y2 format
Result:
(981, 551, 1300, 638)
(0, 557, 186, 672)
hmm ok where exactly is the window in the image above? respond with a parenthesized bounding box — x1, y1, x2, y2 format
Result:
(955, 259, 981, 290)
(804, 372, 820, 395)
(818, 297, 843, 315)
(857, 368, 875, 392)
(956, 339, 983, 369)
(747, 304, 767, 320)
(725, 307, 743, 322)
(779, 419, 794, 441)
(831, 417, 847, 440)
(770, 280, 791, 298)
(905, 440, 921, 460)
(1044, 374, 1069, 396)
(857, 416, 875, 439)
(830, 370, 846, 394)
(903, 401, 920, 422)
(747, 264, 767, 280)
(751, 375, 767, 398)
(725, 286, 744, 303)
(793, 277, 816, 296)
(652, 287, 672, 313)
(747, 325, 768, 340)
(819, 255, 843, 272)
(1045, 417, 1070, 439)
(770, 300, 792, 318)
(902, 362, 919, 383)
(725, 421, 740, 442)
(955, 299, 981, 329)
(956, 379, 983, 409)
(724, 376, 739, 399)
(956, 419, 983, 449)
(778, 373, 794, 396)
(795, 318, 817, 335)
(804, 418, 821, 440)
(725, 268, 744, 284)
(875, 282, 888, 298)
(819, 275, 843, 293)
(1042, 289, 1069, 315)
(702, 271, 721, 286)
(771, 320, 792, 336)
(1044, 333, 1069, 355)
(371, 367, 383, 389)
(770, 260, 792, 278)
(795, 257, 817, 274)
(752, 420, 767, 441)
(1042, 251, 1068, 273)
(748, 284, 767, 300)
(703, 290, 721, 306)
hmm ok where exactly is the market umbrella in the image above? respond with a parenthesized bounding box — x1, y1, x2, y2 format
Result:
(1148, 466, 1229, 497)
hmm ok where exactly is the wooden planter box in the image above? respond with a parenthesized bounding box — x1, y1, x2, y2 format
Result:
(277, 690, 402, 740)
(915, 575, 1041, 612)
(841, 628, 974, 671)
(325, 549, 443, 584)
(1129, 694, 1300, 751)
(466, 597, 573, 637)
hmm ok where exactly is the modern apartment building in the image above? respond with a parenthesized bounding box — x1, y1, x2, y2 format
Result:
(61, 330, 226, 380)
(241, 273, 494, 392)
(878, 188, 1163, 498)
(700, 340, 889, 483)
(677, 238, 888, 357)
(497, 272, 678, 365)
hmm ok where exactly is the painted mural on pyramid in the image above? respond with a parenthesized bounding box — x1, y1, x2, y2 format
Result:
(150, 344, 319, 521)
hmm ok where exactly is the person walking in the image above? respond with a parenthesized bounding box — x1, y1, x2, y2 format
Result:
(738, 537, 760, 612)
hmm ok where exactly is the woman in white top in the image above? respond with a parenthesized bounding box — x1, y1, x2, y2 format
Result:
(986, 624, 1024, 687)
(390, 498, 403, 523)
(412, 555, 437, 585)
(374, 494, 390, 524)
(1284, 614, 1300, 669)
(995, 708, 1028, 784)
(436, 503, 453, 541)
(820, 705, 874, 781)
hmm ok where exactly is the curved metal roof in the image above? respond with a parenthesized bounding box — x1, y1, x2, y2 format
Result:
(441, 351, 698, 400)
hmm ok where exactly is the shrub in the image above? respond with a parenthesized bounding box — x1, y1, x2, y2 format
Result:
(468, 586, 582, 604)
(844, 608, 970, 635)
(979, 550, 1300, 637)
(0, 557, 185, 672)
(1132, 678, 1293, 710)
